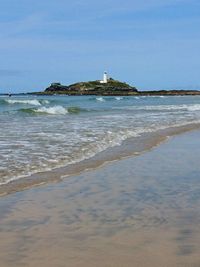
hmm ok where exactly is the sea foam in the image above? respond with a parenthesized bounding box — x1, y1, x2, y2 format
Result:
(6, 99, 41, 106)
(96, 97, 105, 102)
(115, 97, 123, 101)
(187, 104, 200, 111)
(35, 105, 68, 115)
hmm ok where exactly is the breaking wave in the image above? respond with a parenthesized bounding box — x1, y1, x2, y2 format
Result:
(96, 97, 105, 102)
(32, 106, 68, 115)
(5, 99, 42, 106)
(19, 105, 87, 115)
(115, 97, 123, 101)
(3, 99, 51, 106)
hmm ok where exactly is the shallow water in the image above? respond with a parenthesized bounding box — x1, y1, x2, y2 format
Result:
(0, 130, 200, 266)
(1, 95, 200, 185)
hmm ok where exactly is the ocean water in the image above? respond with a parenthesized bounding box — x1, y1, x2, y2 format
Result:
(1, 94, 200, 185)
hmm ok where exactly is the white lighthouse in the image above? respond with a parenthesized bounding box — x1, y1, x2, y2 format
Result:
(100, 71, 108, 84)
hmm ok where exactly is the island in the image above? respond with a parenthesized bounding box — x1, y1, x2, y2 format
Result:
(4, 72, 200, 96)
(37, 72, 200, 96)
(44, 78, 138, 96)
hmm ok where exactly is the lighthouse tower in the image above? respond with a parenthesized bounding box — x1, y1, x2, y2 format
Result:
(100, 71, 108, 84)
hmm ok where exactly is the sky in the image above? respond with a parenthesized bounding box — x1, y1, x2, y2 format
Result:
(0, 0, 200, 93)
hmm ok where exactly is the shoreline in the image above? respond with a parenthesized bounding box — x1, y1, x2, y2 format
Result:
(1, 122, 200, 197)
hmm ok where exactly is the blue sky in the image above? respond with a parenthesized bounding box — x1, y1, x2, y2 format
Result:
(0, 0, 200, 92)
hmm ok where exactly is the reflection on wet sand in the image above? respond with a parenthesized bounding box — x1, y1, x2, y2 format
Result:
(1, 130, 200, 266)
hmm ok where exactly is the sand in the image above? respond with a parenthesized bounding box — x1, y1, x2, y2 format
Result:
(1, 130, 200, 266)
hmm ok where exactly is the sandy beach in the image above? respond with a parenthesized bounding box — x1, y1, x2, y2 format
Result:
(1, 0, 200, 265)
(1, 129, 200, 267)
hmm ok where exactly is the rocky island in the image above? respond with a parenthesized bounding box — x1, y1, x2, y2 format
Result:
(44, 78, 138, 96)
(29, 72, 200, 96)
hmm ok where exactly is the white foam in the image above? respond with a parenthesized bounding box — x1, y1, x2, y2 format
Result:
(42, 100, 50, 104)
(6, 99, 41, 106)
(143, 105, 185, 111)
(115, 97, 123, 101)
(151, 104, 200, 112)
(35, 105, 68, 115)
(187, 104, 200, 111)
(1, 118, 200, 186)
(114, 104, 200, 112)
(96, 97, 105, 102)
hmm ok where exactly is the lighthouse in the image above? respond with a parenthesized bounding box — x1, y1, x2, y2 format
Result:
(100, 71, 108, 84)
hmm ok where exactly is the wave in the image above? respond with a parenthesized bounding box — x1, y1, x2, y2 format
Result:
(19, 105, 88, 115)
(2, 119, 199, 187)
(145, 104, 200, 112)
(187, 104, 200, 111)
(115, 97, 123, 101)
(41, 100, 50, 104)
(19, 105, 67, 115)
(68, 106, 82, 114)
(89, 96, 130, 102)
(5, 99, 41, 106)
(33, 106, 68, 115)
(113, 104, 200, 112)
(96, 97, 105, 102)
(18, 103, 200, 116)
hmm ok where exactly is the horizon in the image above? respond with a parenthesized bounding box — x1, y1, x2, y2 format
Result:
(0, 0, 200, 93)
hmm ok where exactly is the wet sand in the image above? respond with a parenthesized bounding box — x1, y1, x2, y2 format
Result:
(1, 130, 200, 266)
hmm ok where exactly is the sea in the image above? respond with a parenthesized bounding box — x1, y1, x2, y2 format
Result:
(1, 94, 200, 186)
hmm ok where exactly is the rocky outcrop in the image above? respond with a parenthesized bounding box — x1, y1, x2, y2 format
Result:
(44, 79, 138, 95)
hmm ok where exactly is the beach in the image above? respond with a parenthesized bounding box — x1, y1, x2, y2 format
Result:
(1, 129, 200, 267)
(1, 0, 200, 265)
